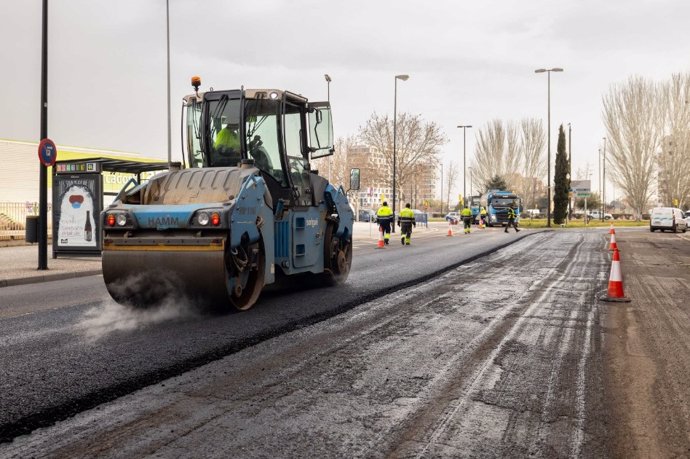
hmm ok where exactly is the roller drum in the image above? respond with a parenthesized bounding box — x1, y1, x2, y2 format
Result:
(102, 248, 230, 308)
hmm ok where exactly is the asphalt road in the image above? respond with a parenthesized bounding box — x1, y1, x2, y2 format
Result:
(2, 229, 614, 458)
(0, 225, 531, 443)
(3, 228, 688, 458)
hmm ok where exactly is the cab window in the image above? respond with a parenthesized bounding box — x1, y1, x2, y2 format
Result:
(245, 100, 288, 187)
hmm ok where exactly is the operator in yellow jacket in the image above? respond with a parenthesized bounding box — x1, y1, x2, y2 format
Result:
(398, 203, 416, 245)
(376, 201, 394, 245)
(461, 205, 473, 234)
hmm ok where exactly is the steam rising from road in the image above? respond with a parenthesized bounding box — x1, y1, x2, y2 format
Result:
(77, 272, 201, 340)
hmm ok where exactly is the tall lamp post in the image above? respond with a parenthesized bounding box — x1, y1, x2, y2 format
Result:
(439, 163, 444, 213)
(567, 123, 572, 219)
(534, 67, 564, 228)
(602, 137, 607, 221)
(393, 74, 409, 225)
(457, 125, 472, 205)
(598, 148, 602, 217)
(324, 74, 331, 102)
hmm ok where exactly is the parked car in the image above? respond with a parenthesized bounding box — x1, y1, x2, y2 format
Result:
(588, 210, 613, 220)
(358, 209, 376, 222)
(445, 212, 460, 224)
(649, 207, 687, 233)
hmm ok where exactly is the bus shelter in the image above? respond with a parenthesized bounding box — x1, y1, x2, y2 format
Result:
(52, 158, 176, 257)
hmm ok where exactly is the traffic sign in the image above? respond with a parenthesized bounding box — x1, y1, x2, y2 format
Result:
(570, 180, 591, 194)
(575, 192, 592, 198)
(38, 138, 57, 167)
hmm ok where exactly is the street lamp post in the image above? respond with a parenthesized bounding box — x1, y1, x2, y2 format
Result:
(568, 123, 572, 219)
(393, 74, 409, 227)
(602, 137, 607, 221)
(457, 125, 472, 205)
(534, 67, 564, 228)
(440, 163, 444, 213)
(598, 148, 602, 217)
(324, 74, 331, 102)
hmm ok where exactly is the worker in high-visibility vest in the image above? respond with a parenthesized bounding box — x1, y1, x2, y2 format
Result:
(479, 206, 487, 228)
(505, 206, 520, 233)
(461, 206, 473, 234)
(398, 203, 416, 245)
(376, 201, 394, 245)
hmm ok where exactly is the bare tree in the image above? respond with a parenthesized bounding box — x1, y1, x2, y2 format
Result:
(602, 75, 663, 218)
(446, 161, 460, 209)
(473, 118, 545, 199)
(659, 73, 690, 208)
(517, 119, 546, 208)
(474, 119, 505, 190)
(358, 112, 447, 209)
(311, 135, 353, 187)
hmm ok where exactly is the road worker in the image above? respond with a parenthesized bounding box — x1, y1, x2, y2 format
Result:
(376, 201, 394, 245)
(461, 205, 473, 234)
(480, 206, 487, 228)
(505, 206, 520, 233)
(398, 203, 416, 245)
(214, 123, 240, 154)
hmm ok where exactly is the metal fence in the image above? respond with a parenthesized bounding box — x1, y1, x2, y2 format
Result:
(0, 202, 52, 241)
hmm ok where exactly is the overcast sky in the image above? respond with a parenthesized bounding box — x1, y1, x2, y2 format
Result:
(2, 0, 689, 198)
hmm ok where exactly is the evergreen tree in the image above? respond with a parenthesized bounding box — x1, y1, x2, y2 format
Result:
(553, 125, 569, 224)
(485, 175, 508, 191)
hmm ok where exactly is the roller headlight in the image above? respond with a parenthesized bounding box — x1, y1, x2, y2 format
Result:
(116, 213, 128, 227)
(196, 211, 210, 226)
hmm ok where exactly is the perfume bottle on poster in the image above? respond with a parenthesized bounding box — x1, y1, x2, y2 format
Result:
(84, 210, 93, 242)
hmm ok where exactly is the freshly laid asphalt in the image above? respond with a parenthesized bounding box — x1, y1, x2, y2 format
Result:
(0, 221, 401, 288)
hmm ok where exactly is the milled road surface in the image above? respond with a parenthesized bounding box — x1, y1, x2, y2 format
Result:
(3, 228, 689, 458)
(0, 225, 526, 443)
(601, 230, 690, 458)
(3, 231, 614, 457)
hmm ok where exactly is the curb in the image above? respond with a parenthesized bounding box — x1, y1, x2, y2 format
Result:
(0, 270, 102, 288)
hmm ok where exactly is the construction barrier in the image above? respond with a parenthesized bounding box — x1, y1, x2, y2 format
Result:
(376, 227, 385, 249)
(609, 232, 618, 251)
(600, 248, 631, 302)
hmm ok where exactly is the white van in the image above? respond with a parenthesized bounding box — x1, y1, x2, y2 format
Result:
(649, 207, 687, 233)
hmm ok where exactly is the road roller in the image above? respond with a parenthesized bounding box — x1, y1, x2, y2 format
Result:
(101, 78, 359, 310)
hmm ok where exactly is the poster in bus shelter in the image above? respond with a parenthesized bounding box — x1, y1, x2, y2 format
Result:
(52, 174, 102, 253)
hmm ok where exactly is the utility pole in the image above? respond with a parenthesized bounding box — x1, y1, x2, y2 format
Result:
(440, 163, 444, 214)
(602, 137, 607, 221)
(534, 67, 564, 228)
(568, 123, 573, 220)
(38, 0, 49, 270)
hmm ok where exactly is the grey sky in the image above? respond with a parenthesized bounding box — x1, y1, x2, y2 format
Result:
(2, 0, 689, 198)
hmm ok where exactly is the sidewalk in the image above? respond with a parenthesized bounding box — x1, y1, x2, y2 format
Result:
(0, 244, 102, 288)
(0, 222, 447, 288)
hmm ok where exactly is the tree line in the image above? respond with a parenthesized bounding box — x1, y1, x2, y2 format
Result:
(314, 71, 690, 216)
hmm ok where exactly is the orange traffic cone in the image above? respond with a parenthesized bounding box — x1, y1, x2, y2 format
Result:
(447, 221, 454, 237)
(376, 228, 385, 249)
(609, 223, 615, 235)
(600, 249, 631, 302)
(609, 232, 618, 251)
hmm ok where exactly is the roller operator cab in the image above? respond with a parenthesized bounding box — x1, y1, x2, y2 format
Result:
(102, 79, 360, 311)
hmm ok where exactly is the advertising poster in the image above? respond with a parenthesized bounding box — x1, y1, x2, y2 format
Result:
(53, 174, 101, 252)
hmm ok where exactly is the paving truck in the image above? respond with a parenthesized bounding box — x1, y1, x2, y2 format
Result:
(101, 77, 359, 311)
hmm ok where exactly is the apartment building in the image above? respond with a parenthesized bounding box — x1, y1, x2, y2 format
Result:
(345, 145, 438, 211)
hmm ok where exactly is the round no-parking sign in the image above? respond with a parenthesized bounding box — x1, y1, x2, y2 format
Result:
(38, 138, 57, 167)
